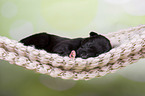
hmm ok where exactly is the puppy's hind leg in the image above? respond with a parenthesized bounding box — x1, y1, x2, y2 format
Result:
(20, 32, 50, 49)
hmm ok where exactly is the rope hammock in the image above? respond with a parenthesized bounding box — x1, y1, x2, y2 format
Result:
(1, 25, 145, 80)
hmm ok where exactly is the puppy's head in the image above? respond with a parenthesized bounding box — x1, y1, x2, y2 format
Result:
(77, 32, 112, 59)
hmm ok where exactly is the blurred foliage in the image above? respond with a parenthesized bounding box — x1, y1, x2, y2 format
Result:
(0, 0, 145, 96)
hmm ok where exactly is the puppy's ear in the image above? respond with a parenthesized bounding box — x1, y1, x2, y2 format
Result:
(89, 32, 98, 37)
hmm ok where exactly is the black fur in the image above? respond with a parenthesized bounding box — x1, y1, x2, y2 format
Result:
(20, 32, 112, 59)
(77, 32, 112, 58)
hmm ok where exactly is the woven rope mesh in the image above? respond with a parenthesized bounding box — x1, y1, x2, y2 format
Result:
(0, 25, 145, 80)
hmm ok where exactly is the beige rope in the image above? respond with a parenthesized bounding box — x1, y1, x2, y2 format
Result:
(0, 25, 145, 80)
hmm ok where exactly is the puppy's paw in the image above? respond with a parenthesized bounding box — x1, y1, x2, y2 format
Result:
(69, 50, 76, 59)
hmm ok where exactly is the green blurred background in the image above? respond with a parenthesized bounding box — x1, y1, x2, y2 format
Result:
(1, 0, 145, 96)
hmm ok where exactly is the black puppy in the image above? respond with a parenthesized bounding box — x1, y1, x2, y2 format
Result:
(20, 32, 112, 58)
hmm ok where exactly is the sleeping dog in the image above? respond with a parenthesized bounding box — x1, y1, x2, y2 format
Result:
(20, 32, 112, 59)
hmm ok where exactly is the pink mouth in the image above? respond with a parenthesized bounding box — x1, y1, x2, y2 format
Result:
(69, 50, 76, 59)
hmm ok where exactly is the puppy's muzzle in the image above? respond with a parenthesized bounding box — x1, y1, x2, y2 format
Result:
(77, 50, 88, 59)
